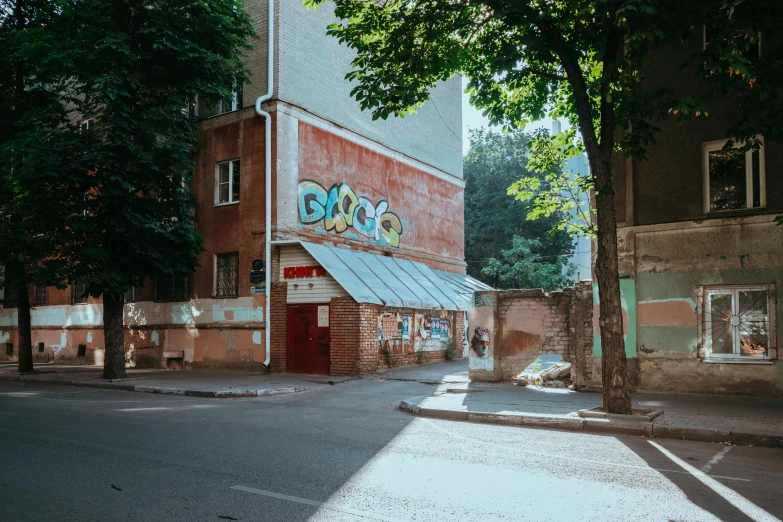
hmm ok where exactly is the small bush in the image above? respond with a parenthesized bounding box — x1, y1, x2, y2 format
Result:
(416, 346, 428, 364)
(444, 338, 458, 360)
(381, 341, 397, 368)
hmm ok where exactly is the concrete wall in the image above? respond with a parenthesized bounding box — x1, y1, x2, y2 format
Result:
(237, 0, 463, 177)
(276, 0, 462, 178)
(611, 217, 783, 396)
(469, 283, 594, 384)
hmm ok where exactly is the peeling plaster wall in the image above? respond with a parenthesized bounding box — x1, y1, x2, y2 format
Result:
(0, 297, 267, 369)
(469, 284, 594, 383)
(606, 217, 783, 396)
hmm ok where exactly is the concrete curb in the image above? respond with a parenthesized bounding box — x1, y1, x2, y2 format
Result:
(399, 399, 783, 448)
(0, 375, 307, 398)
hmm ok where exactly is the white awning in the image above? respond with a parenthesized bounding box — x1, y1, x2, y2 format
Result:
(301, 242, 473, 311)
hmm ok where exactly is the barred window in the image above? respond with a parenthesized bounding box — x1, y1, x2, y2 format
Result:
(215, 252, 239, 297)
(703, 285, 774, 360)
(155, 274, 190, 302)
(34, 285, 47, 306)
(124, 287, 135, 303)
(72, 283, 88, 304)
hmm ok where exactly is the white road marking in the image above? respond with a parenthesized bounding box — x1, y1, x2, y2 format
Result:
(649, 441, 781, 522)
(702, 445, 733, 473)
(117, 407, 172, 412)
(231, 485, 410, 522)
(420, 417, 751, 482)
(115, 405, 218, 412)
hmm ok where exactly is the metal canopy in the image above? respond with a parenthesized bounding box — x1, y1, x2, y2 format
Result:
(301, 242, 467, 311)
(432, 269, 493, 309)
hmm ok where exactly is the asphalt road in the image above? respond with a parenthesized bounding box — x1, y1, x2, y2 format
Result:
(1, 377, 782, 522)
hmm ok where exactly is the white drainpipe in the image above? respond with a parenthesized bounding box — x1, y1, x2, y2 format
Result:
(254, 0, 274, 368)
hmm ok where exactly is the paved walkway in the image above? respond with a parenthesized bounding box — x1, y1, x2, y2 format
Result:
(0, 364, 353, 398)
(396, 360, 783, 447)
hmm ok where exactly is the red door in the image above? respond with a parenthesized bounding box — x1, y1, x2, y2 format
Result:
(286, 304, 330, 374)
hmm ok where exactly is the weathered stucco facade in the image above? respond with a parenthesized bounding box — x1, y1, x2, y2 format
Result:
(0, 0, 467, 374)
(595, 25, 783, 396)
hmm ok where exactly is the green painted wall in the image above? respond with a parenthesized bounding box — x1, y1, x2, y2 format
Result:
(634, 268, 783, 358)
(592, 279, 637, 358)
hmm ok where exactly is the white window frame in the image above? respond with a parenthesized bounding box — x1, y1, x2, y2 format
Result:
(80, 119, 92, 133)
(217, 88, 240, 115)
(698, 284, 776, 362)
(215, 159, 240, 206)
(702, 137, 766, 214)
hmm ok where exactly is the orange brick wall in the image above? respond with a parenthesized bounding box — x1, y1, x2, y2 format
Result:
(269, 282, 287, 373)
(329, 296, 361, 376)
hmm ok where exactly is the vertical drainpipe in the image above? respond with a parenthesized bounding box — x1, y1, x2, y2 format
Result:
(254, 0, 274, 368)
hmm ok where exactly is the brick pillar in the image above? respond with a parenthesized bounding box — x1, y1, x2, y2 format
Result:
(568, 281, 594, 389)
(269, 282, 287, 373)
(329, 296, 360, 376)
(357, 303, 380, 374)
(454, 311, 466, 359)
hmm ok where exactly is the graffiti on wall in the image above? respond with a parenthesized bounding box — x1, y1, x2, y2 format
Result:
(298, 181, 404, 247)
(471, 327, 491, 358)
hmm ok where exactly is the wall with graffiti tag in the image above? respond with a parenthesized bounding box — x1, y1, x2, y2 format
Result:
(295, 121, 465, 268)
(298, 181, 404, 247)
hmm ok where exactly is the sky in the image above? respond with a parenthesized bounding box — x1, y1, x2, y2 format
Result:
(460, 76, 558, 155)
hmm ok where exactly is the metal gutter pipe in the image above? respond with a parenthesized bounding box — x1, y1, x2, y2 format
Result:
(254, 0, 274, 368)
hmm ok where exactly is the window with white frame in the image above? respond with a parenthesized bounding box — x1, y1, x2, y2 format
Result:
(217, 84, 242, 115)
(703, 285, 774, 359)
(703, 138, 765, 213)
(216, 160, 240, 205)
(214, 252, 239, 298)
(80, 119, 92, 134)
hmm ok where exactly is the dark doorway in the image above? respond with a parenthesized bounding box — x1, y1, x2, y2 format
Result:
(286, 304, 330, 374)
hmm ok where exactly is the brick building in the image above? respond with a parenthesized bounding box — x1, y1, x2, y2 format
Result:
(0, 0, 482, 375)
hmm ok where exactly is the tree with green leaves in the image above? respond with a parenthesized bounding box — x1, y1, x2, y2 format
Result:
(464, 128, 574, 286)
(482, 236, 575, 291)
(305, 0, 780, 413)
(508, 127, 595, 240)
(50, 0, 256, 379)
(0, 0, 86, 373)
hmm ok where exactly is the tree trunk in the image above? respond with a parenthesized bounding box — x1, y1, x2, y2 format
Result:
(591, 158, 632, 414)
(102, 291, 126, 379)
(9, 259, 33, 373)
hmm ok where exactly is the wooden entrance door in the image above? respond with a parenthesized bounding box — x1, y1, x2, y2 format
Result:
(286, 304, 330, 374)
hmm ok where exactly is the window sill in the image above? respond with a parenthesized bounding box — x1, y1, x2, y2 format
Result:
(703, 208, 766, 220)
(212, 295, 239, 299)
(703, 357, 774, 365)
(214, 201, 239, 208)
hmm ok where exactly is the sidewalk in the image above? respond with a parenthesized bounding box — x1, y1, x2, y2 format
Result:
(399, 377, 783, 448)
(0, 364, 353, 398)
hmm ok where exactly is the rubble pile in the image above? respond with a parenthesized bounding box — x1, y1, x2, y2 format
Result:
(513, 361, 572, 388)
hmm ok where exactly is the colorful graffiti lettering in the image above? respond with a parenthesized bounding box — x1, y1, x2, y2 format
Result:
(298, 180, 404, 247)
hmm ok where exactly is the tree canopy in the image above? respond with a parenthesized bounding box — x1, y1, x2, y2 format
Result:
(482, 236, 575, 291)
(464, 128, 574, 286)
